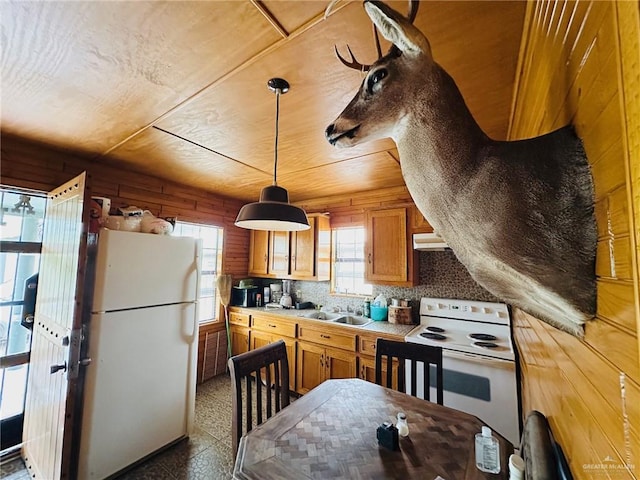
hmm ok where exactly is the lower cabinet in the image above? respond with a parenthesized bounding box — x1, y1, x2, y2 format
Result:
(250, 329, 296, 392)
(357, 333, 401, 390)
(358, 355, 400, 390)
(296, 341, 357, 394)
(229, 325, 250, 357)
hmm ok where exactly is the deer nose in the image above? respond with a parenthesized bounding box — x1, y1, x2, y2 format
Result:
(325, 124, 335, 139)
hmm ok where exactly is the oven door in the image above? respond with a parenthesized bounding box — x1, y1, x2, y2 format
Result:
(406, 349, 520, 446)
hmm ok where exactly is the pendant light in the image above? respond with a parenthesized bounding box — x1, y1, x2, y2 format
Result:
(235, 78, 310, 231)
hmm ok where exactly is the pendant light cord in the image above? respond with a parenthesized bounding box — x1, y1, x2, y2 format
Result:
(273, 88, 280, 186)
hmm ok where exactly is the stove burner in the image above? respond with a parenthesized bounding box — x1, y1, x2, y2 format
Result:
(473, 341, 499, 349)
(425, 326, 445, 333)
(469, 333, 497, 341)
(420, 332, 447, 341)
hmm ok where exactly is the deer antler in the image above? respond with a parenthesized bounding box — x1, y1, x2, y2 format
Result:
(334, 0, 419, 72)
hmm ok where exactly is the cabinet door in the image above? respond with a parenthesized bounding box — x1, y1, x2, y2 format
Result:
(250, 331, 296, 392)
(366, 208, 408, 283)
(290, 216, 316, 278)
(325, 346, 357, 380)
(296, 342, 325, 394)
(410, 205, 434, 233)
(359, 355, 377, 383)
(248, 230, 269, 276)
(269, 230, 290, 276)
(230, 325, 250, 357)
(359, 355, 399, 390)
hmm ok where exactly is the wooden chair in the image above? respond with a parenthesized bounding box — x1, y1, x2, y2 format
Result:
(228, 339, 290, 457)
(375, 338, 444, 404)
(520, 410, 571, 480)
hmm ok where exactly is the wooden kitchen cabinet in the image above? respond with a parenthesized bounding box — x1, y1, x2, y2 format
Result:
(248, 230, 269, 276)
(290, 214, 330, 281)
(251, 314, 297, 391)
(296, 323, 357, 394)
(296, 341, 357, 394)
(229, 310, 250, 327)
(247, 213, 330, 280)
(365, 207, 418, 286)
(228, 310, 251, 356)
(409, 204, 434, 233)
(250, 329, 296, 392)
(358, 355, 399, 390)
(229, 325, 250, 357)
(268, 230, 290, 277)
(357, 332, 401, 389)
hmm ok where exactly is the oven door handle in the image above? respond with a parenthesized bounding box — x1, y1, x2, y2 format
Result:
(443, 349, 515, 368)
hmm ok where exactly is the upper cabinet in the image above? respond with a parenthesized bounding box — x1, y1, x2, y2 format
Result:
(365, 207, 419, 287)
(247, 213, 330, 281)
(409, 205, 434, 234)
(268, 230, 290, 277)
(248, 230, 269, 276)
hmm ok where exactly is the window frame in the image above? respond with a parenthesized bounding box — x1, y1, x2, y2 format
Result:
(330, 226, 372, 298)
(172, 221, 224, 324)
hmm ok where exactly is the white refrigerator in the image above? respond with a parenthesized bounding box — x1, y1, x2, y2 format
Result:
(77, 229, 200, 480)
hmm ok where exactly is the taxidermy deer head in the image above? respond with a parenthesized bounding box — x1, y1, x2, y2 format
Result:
(325, 1, 596, 337)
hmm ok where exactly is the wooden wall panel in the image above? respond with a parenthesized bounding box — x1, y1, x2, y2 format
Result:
(1, 135, 247, 383)
(510, 1, 640, 478)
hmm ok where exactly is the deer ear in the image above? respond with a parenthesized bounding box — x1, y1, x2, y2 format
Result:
(364, 1, 431, 58)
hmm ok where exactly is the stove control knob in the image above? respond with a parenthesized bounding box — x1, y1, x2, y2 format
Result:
(482, 307, 492, 314)
(438, 303, 446, 310)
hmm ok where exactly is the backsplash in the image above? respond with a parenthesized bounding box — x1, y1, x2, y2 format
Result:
(249, 251, 498, 324)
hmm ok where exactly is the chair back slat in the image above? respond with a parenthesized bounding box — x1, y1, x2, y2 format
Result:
(228, 339, 290, 458)
(374, 338, 444, 404)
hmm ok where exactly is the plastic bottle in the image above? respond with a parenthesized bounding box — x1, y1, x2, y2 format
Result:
(475, 426, 500, 474)
(396, 412, 409, 437)
(508, 454, 525, 480)
(363, 298, 371, 318)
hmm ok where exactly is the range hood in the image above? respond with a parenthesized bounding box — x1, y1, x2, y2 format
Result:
(413, 232, 449, 251)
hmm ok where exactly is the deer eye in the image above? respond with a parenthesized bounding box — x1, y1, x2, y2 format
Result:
(367, 68, 388, 94)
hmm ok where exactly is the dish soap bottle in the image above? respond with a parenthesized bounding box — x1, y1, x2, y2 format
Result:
(475, 426, 500, 473)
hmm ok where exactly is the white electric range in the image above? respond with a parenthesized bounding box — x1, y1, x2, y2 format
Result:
(405, 297, 520, 446)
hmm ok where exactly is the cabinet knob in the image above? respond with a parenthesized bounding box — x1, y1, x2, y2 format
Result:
(368, 253, 372, 264)
(320, 334, 330, 339)
(320, 354, 324, 368)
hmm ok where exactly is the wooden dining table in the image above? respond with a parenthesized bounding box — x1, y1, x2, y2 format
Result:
(233, 378, 514, 480)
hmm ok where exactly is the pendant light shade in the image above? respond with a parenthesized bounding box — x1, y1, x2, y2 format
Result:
(235, 78, 310, 232)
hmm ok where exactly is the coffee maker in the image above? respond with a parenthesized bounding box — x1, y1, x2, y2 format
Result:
(269, 283, 282, 305)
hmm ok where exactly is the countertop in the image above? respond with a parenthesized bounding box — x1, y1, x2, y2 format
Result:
(231, 306, 417, 337)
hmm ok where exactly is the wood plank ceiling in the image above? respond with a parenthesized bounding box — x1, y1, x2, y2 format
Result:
(1, 1, 526, 203)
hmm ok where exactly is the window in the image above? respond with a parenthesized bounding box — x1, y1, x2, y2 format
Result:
(331, 227, 372, 296)
(0, 187, 46, 445)
(173, 222, 223, 323)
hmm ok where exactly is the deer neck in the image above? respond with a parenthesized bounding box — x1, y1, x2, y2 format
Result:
(394, 64, 489, 227)
(394, 64, 484, 188)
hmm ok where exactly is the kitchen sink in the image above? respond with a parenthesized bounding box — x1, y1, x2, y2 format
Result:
(332, 315, 372, 326)
(302, 311, 342, 321)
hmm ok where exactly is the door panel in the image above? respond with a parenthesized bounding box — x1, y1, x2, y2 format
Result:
(268, 231, 289, 276)
(290, 216, 315, 278)
(22, 173, 90, 480)
(296, 342, 324, 394)
(325, 347, 356, 380)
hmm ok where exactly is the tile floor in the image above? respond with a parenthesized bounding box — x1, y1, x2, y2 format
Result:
(0, 373, 248, 480)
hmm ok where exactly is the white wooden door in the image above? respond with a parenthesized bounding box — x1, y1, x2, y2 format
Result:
(22, 173, 90, 480)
